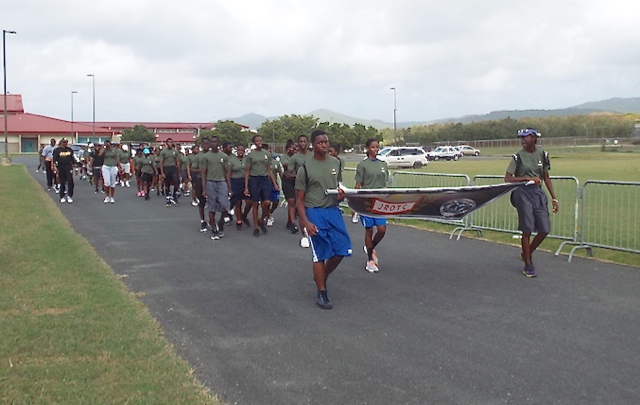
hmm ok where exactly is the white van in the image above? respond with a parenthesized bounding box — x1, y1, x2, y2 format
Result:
(377, 146, 429, 168)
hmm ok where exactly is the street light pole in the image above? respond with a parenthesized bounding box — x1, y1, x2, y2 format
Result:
(3, 29, 17, 161)
(87, 74, 95, 141)
(390, 87, 397, 144)
(70, 91, 77, 140)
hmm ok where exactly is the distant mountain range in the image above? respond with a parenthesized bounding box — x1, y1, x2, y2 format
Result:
(226, 97, 640, 130)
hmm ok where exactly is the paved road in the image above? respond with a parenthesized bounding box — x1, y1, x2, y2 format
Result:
(20, 157, 640, 405)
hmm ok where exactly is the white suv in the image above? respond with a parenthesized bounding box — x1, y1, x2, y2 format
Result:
(377, 146, 429, 168)
(427, 146, 461, 161)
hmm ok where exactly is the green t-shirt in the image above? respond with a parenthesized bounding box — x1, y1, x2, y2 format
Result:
(133, 155, 144, 170)
(139, 156, 157, 175)
(180, 153, 189, 167)
(246, 149, 272, 177)
(188, 153, 201, 171)
(117, 149, 131, 164)
(201, 150, 229, 181)
(291, 152, 309, 175)
(228, 154, 246, 179)
(355, 158, 389, 189)
(159, 148, 180, 167)
(506, 147, 550, 180)
(295, 155, 341, 208)
(102, 147, 119, 167)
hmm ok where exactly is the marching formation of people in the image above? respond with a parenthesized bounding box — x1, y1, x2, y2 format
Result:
(39, 126, 557, 308)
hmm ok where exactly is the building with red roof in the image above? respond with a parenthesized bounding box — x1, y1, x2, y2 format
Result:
(1, 95, 116, 153)
(1, 95, 250, 153)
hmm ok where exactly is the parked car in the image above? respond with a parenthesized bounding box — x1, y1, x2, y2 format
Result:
(377, 146, 429, 168)
(457, 145, 481, 156)
(427, 146, 461, 161)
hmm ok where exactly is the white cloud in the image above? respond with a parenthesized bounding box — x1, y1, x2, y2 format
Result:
(2, 0, 640, 124)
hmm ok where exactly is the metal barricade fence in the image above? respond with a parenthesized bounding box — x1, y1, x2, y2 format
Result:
(391, 171, 471, 227)
(468, 176, 580, 242)
(558, 181, 640, 261)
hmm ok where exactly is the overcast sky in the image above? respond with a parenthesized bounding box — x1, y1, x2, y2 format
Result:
(3, 0, 639, 125)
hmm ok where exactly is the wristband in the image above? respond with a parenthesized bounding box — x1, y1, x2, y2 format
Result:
(552, 198, 558, 203)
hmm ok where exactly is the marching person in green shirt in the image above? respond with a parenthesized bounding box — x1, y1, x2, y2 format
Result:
(355, 138, 390, 273)
(138, 148, 158, 201)
(201, 136, 231, 240)
(117, 143, 133, 188)
(159, 138, 182, 205)
(505, 128, 559, 278)
(280, 140, 299, 233)
(227, 143, 253, 230)
(244, 135, 279, 237)
(98, 140, 121, 204)
(291, 134, 311, 247)
(295, 129, 352, 310)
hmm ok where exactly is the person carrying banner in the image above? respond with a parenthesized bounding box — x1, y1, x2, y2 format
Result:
(355, 138, 390, 273)
(296, 129, 352, 310)
(504, 128, 559, 278)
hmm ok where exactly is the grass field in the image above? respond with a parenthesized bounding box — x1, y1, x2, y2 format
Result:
(0, 166, 221, 404)
(344, 147, 640, 268)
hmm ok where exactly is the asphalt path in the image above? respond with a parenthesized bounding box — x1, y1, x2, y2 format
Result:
(20, 156, 640, 405)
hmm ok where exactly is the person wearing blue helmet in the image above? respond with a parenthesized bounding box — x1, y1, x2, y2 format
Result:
(504, 128, 559, 278)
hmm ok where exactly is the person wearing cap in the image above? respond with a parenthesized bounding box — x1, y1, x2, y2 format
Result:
(99, 140, 121, 204)
(139, 148, 157, 201)
(117, 143, 133, 188)
(52, 139, 77, 203)
(505, 128, 559, 278)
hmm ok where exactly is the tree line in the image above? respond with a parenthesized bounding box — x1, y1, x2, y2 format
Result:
(120, 113, 639, 149)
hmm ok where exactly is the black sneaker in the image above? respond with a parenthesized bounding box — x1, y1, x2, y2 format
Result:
(316, 290, 332, 310)
(522, 264, 537, 278)
(286, 222, 293, 230)
(253, 229, 260, 237)
(236, 221, 243, 230)
(259, 219, 268, 234)
(144, 194, 150, 201)
(217, 227, 224, 239)
(200, 221, 208, 233)
(291, 224, 299, 234)
(218, 218, 226, 234)
(211, 230, 220, 240)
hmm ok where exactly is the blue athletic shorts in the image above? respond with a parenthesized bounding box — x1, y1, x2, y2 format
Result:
(305, 206, 352, 262)
(249, 176, 272, 203)
(360, 215, 387, 228)
(271, 185, 280, 204)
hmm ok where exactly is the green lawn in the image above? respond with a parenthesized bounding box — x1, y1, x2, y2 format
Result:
(0, 166, 221, 404)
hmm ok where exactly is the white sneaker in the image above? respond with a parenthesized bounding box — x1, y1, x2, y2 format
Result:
(266, 216, 274, 227)
(351, 212, 360, 223)
(109, 197, 115, 203)
(364, 246, 379, 265)
(125, 181, 130, 187)
(67, 196, 73, 203)
(103, 197, 110, 204)
(191, 200, 198, 206)
(365, 260, 379, 273)
(60, 196, 67, 203)
(300, 236, 310, 248)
